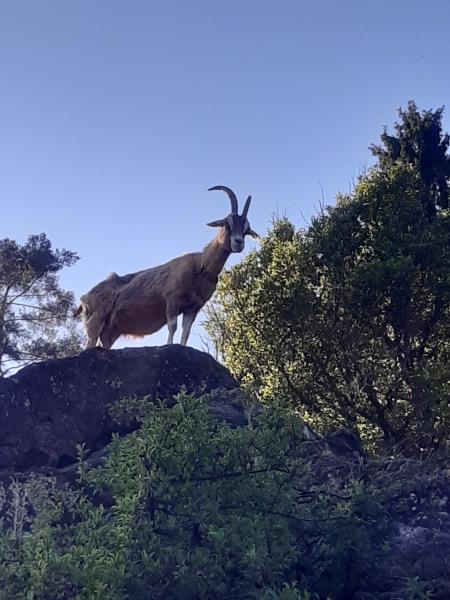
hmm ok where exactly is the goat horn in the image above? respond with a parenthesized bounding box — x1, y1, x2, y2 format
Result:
(208, 186, 238, 214)
(242, 195, 252, 218)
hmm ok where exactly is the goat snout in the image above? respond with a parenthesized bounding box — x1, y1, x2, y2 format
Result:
(231, 237, 244, 253)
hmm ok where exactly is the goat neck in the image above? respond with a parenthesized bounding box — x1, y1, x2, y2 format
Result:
(200, 227, 231, 279)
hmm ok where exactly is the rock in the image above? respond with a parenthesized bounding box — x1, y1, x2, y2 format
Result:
(0, 345, 238, 472)
(0, 345, 449, 598)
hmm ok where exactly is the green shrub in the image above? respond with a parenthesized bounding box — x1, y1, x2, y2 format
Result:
(0, 392, 438, 599)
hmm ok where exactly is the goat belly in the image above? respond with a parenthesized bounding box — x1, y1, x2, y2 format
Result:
(115, 303, 167, 336)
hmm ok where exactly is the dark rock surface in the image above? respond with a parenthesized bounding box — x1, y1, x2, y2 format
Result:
(0, 345, 239, 472)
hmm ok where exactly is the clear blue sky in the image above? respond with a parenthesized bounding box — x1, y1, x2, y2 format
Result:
(1, 0, 449, 349)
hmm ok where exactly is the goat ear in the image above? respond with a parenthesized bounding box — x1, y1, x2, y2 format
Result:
(247, 228, 260, 239)
(207, 219, 227, 228)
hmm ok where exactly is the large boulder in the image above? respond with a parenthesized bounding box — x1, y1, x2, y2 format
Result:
(0, 345, 240, 472)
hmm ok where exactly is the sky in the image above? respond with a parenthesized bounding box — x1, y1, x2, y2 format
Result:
(1, 0, 449, 349)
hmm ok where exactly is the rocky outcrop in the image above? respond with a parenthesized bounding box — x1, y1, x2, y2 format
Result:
(0, 345, 240, 472)
(0, 347, 448, 598)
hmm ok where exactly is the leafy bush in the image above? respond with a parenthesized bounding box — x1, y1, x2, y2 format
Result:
(1, 392, 445, 599)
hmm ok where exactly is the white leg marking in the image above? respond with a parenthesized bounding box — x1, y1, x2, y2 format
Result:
(167, 315, 178, 344)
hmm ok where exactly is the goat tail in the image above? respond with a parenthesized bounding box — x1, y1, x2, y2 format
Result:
(73, 304, 83, 319)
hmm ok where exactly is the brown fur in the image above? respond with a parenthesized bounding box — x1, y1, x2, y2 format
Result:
(76, 229, 231, 348)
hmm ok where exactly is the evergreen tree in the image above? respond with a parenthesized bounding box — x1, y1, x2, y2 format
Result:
(371, 101, 450, 216)
(0, 233, 82, 375)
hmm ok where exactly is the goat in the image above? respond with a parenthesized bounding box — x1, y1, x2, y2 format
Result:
(74, 186, 259, 348)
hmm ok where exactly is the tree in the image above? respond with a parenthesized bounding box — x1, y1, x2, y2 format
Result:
(206, 103, 450, 451)
(0, 233, 83, 375)
(371, 101, 450, 216)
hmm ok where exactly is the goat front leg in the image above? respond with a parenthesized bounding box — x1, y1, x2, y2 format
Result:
(166, 304, 179, 344)
(180, 308, 199, 346)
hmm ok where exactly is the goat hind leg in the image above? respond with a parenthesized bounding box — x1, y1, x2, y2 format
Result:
(84, 312, 106, 349)
(85, 335, 98, 349)
(166, 304, 179, 344)
(99, 325, 120, 350)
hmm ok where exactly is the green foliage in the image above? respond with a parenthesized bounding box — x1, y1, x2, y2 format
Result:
(0, 392, 404, 599)
(75, 392, 307, 599)
(0, 476, 78, 599)
(0, 233, 82, 374)
(371, 100, 449, 215)
(206, 103, 450, 452)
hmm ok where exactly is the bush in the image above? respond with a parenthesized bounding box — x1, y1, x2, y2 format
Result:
(0, 392, 445, 599)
